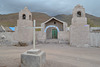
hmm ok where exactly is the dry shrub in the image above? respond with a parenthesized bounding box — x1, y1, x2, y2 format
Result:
(14, 42, 28, 47)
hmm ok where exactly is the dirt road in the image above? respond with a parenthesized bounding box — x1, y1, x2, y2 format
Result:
(0, 44, 100, 67)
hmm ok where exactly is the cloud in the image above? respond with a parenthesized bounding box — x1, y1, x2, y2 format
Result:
(0, 0, 100, 17)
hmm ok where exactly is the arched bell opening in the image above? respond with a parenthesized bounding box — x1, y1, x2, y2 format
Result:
(77, 11, 81, 17)
(22, 14, 26, 19)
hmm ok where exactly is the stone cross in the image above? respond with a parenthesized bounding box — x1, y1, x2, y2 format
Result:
(33, 20, 42, 50)
(22, 20, 42, 50)
(33, 20, 36, 50)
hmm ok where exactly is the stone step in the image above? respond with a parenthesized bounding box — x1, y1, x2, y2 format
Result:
(45, 39, 59, 44)
(59, 40, 69, 44)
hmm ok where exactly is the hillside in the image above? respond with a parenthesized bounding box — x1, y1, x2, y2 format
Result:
(54, 14, 72, 26)
(32, 12, 51, 26)
(0, 12, 51, 27)
(0, 13, 18, 27)
(0, 12, 100, 27)
(54, 14, 100, 27)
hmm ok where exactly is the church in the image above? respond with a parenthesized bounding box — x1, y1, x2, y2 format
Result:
(0, 5, 100, 47)
(14, 4, 90, 47)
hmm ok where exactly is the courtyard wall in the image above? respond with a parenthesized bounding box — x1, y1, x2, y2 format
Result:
(0, 32, 16, 45)
(0, 28, 100, 47)
(58, 31, 70, 44)
(90, 32, 100, 47)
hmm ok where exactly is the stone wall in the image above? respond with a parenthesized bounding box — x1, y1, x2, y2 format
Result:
(90, 32, 100, 47)
(1, 29, 100, 47)
(0, 32, 16, 45)
(90, 27, 100, 31)
(0, 31, 46, 45)
(70, 24, 90, 47)
(36, 31, 70, 44)
(58, 31, 70, 44)
(36, 31, 46, 43)
(15, 23, 33, 44)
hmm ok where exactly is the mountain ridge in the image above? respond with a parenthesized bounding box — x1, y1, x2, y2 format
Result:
(0, 12, 100, 27)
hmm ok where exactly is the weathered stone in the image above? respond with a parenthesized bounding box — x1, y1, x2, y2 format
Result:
(14, 7, 33, 44)
(21, 49, 46, 67)
(70, 5, 90, 47)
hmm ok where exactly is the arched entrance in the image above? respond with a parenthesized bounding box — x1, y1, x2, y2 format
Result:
(44, 25, 59, 39)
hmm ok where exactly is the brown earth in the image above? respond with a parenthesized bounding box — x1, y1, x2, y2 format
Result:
(0, 12, 100, 27)
(0, 44, 100, 67)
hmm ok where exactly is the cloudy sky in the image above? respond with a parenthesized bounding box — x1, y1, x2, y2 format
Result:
(0, 0, 100, 17)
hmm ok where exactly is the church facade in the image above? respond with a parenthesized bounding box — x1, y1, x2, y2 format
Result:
(37, 17, 69, 44)
(0, 5, 100, 47)
(36, 5, 90, 47)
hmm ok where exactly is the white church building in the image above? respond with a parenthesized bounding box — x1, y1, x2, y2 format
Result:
(0, 5, 100, 47)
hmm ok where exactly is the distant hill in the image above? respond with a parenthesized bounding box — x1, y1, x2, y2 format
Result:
(0, 12, 51, 27)
(0, 12, 100, 27)
(54, 14, 72, 26)
(54, 14, 100, 27)
(0, 13, 18, 27)
(31, 12, 51, 26)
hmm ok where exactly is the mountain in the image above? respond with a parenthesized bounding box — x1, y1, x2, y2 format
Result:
(32, 12, 51, 26)
(0, 12, 100, 27)
(0, 12, 51, 27)
(0, 13, 18, 27)
(54, 14, 72, 26)
(54, 14, 100, 27)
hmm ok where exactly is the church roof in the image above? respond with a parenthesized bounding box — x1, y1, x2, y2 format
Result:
(42, 17, 67, 24)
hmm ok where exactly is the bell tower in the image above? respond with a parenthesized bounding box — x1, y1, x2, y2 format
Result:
(70, 5, 90, 47)
(17, 7, 32, 27)
(19, 7, 32, 20)
(72, 4, 87, 25)
(15, 7, 33, 44)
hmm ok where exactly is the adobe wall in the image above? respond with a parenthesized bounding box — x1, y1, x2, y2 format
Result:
(70, 24, 90, 47)
(1, 28, 100, 47)
(90, 32, 100, 47)
(36, 31, 46, 43)
(15, 20, 33, 43)
(90, 27, 100, 47)
(0, 32, 16, 45)
(36, 31, 70, 44)
(58, 31, 70, 44)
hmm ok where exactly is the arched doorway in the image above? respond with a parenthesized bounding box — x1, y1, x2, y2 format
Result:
(44, 25, 59, 39)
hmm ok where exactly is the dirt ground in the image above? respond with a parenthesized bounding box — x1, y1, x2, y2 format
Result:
(0, 44, 100, 67)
